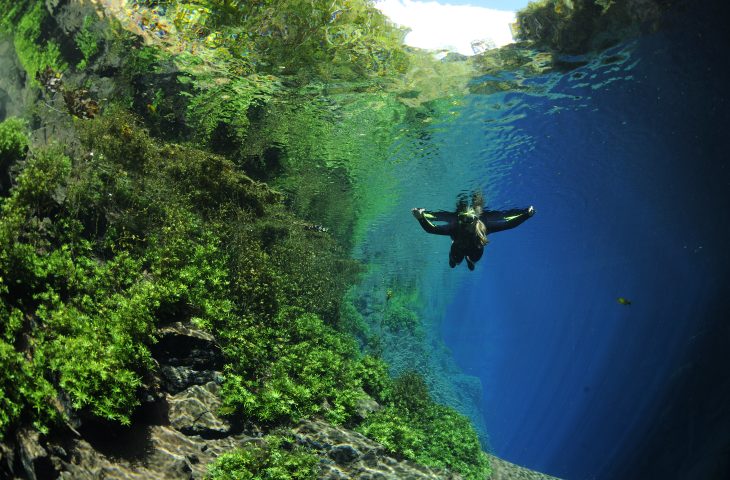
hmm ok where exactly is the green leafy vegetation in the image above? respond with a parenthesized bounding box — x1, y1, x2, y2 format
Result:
(220, 308, 365, 425)
(0, 105, 364, 435)
(207, 434, 319, 480)
(0, 118, 29, 195)
(0, 137, 158, 429)
(75, 15, 101, 70)
(382, 289, 423, 337)
(148, 0, 409, 80)
(357, 372, 491, 479)
(0, 0, 29, 33)
(6, 1, 67, 83)
(0, 2, 495, 477)
(356, 355, 393, 405)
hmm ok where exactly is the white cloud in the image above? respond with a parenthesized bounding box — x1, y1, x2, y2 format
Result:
(374, 0, 516, 56)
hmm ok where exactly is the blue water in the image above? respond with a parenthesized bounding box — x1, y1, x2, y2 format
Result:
(437, 10, 730, 480)
(357, 5, 730, 480)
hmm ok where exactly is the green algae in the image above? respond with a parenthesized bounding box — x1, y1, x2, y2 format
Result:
(208, 433, 319, 480)
(15, 5, 67, 84)
(74, 15, 100, 70)
(357, 371, 492, 479)
(0, 117, 28, 194)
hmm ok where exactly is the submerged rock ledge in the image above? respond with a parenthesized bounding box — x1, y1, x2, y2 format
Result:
(486, 455, 561, 480)
(1, 320, 560, 479)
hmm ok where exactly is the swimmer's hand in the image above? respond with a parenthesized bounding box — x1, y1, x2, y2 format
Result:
(411, 208, 425, 219)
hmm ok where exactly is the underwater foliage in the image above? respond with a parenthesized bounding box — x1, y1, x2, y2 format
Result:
(513, 0, 674, 54)
(356, 355, 393, 405)
(382, 289, 424, 337)
(207, 434, 319, 480)
(220, 308, 365, 425)
(75, 15, 101, 70)
(357, 371, 491, 479)
(0, 118, 29, 196)
(0, 1, 67, 84)
(145, 0, 409, 79)
(0, 103, 359, 436)
(0, 141, 154, 430)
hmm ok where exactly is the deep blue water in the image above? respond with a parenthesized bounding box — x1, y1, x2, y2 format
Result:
(436, 7, 730, 480)
(355, 4, 730, 480)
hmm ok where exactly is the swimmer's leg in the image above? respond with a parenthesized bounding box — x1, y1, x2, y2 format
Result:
(465, 247, 484, 271)
(449, 243, 464, 268)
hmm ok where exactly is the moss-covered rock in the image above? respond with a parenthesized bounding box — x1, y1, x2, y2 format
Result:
(357, 371, 492, 480)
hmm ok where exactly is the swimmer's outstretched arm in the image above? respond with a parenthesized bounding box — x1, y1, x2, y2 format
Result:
(412, 208, 455, 235)
(481, 206, 535, 233)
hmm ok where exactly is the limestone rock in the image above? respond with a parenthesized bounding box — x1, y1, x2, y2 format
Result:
(152, 322, 225, 394)
(56, 426, 255, 480)
(0, 36, 30, 123)
(17, 428, 49, 480)
(0, 441, 15, 478)
(354, 393, 381, 420)
(168, 382, 231, 438)
(486, 454, 563, 480)
(160, 365, 223, 394)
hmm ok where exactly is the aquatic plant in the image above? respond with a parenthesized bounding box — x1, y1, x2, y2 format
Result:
(0, 102, 348, 436)
(0, 118, 29, 195)
(1, 1, 67, 84)
(207, 433, 319, 479)
(357, 371, 491, 479)
(0, 141, 156, 430)
(356, 355, 393, 405)
(219, 308, 365, 425)
(382, 291, 423, 337)
(75, 15, 101, 70)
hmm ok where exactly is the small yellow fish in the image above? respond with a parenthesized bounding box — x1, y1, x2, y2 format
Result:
(386, 289, 393, 301)
(617, 297, 632, 306)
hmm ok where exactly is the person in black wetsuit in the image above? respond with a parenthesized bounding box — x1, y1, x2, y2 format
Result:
(412, 192, 535, 271)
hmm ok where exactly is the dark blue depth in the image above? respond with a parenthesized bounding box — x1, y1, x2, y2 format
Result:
(440, 6, 730, 480)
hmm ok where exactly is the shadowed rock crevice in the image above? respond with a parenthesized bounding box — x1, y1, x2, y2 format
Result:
(152, 322, 225, 394)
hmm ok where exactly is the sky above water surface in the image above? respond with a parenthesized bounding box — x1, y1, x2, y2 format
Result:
(374, 0, 531, 54)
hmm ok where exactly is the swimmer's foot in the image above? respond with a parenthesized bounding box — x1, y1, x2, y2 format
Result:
(466, 257, 475, 271)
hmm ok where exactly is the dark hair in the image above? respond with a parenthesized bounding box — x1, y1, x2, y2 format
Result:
(456, 193, 469, 213)
(471, 191, 485, 212)
(456, 191, 485, 214)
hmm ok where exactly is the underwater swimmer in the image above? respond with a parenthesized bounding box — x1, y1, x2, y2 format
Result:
(412, 192, 535, 271)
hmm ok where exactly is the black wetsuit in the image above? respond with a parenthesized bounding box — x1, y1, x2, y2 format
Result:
(416, 207, 534, 268)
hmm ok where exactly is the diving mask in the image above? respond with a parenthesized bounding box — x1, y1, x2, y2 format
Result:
(458, 211, 478, 224)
